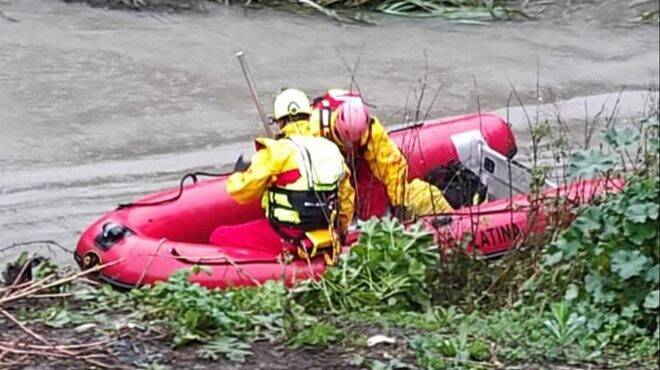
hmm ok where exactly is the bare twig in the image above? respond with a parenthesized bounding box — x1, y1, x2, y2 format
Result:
(335, 46, 367, 102)
(0, 344, 71, 359)
(136, 238, 167, 287)
(0, 259, 123, 306)
(25, 293, 77, 299)
(0, 340, 112, 351)
(2, 260, 32, 299)
(0, 274, 55, 298)
(1, 309, 49, 345)
(76, 277, 102, 287)
(298, 0, 345, 23)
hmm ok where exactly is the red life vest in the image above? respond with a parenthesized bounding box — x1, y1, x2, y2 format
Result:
(314, 89, 363, 144)
(312, 89, 361, 111)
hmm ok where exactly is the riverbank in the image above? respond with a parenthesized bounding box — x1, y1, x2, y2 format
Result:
(61, 0, 659, 25)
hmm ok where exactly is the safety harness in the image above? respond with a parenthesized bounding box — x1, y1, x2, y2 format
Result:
(318, 100, 333, 139)
(264, 136, 345, 263)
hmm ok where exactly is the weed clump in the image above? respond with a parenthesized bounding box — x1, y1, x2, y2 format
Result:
(295, 217, 438, 312)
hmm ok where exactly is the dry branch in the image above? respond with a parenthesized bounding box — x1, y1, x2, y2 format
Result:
(0, 259, 123, 306)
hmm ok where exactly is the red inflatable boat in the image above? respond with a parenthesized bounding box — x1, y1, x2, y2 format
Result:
(74, 113, 621, 289)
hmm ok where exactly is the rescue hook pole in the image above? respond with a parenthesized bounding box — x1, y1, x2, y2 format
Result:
(235, 51, 273, 138)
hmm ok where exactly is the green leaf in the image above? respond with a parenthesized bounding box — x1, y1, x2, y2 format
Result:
(574, 208, 603, 234)
(625, 204, 658, 223)
(585, 274, 615, 303)
(544, 251, 564, 266)
(197, 337, 253, 363)
(468, 339, 490, 361)
(621, 304, 639, 319)
(649, 203, 659, 220)
(565, 284, 579, 301)
(645, 264, 660, 284)
(568, 149, 616, 179)
(287, 323, 345, 349)
(623, 220, 657, 245)
(604, 127, 640, 149)
(643, 290, 659, 309)
(611, 250, 649, 280)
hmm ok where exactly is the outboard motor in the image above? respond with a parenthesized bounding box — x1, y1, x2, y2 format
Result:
(426, 162, 488, 209)
(427, 126, 557, 206)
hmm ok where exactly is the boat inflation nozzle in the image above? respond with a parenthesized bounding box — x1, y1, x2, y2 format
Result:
(95, 222, 131, 251)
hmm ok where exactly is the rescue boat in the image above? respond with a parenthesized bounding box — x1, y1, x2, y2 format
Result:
(74, 113, 620, 289)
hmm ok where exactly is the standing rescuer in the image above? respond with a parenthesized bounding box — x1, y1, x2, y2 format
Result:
(209, 89, 354, 262)
(294, 88, 454, 217)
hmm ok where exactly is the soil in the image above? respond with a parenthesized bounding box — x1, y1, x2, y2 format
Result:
(0, 295, 411, 370)
(64, 0, 208, 12)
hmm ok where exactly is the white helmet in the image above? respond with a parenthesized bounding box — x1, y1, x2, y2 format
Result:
(273, 88, 312, 121)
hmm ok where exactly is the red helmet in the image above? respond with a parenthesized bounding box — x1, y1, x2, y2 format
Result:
(334, 97, 369, 146)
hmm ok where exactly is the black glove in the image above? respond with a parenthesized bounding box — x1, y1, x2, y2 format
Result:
(391, 205, 408, 221)
(233, 154, 250, 172)
(426, 165, 450, 185)
(338, 231, 347, 245)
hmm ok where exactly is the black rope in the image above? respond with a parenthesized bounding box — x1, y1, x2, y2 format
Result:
(117, 171, 226, 209)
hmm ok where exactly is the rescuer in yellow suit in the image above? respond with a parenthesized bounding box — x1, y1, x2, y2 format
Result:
(209, 90, 355, 262)
(276, 88, 453, 218)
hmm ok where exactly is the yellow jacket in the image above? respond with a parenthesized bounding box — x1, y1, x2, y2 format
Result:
(226, 134, 355, 232)
(308, 109, 453, 216)
(279, 119, 314, 137)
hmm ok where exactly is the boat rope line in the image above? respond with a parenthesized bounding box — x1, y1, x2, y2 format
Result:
(116, 171, 226, 209)
(135, 238, 167, 287)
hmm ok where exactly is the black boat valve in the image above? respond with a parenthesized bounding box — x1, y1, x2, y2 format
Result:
(431, 216, 453, 228)
(95, 222, 131, 251)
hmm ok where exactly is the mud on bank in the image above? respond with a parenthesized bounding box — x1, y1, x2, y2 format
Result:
(62, 0, 660, 25)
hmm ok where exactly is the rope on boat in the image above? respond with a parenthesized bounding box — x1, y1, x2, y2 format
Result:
(116, 171, 226, 210)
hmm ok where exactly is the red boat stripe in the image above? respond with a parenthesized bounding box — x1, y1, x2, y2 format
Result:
(275, 169, 301, 186)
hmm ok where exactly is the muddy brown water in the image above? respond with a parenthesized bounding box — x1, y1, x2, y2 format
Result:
(0, 0, 658, 264)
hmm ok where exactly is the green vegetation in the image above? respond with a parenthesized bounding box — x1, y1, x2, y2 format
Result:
(1, 116, 658, 368)
(295, 218, 437, 312)
(78, 0, 660, 25)
(281, 0, 528, 22)
(111, 0, 530, 22)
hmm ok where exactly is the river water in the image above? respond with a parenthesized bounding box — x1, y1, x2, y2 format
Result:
(0, 0, 658, 263)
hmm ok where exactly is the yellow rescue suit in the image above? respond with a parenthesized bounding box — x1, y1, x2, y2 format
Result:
(226, 135, 355, 233)
(307, 106, 453, 216)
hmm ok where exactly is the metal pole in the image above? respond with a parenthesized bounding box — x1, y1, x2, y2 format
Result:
(235, 51, 273, 138)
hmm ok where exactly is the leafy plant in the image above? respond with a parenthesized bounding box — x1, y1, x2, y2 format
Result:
(286, 323, 345, 349)
(122, 270, 293, 347)
(409, 321, 490, 369)
(296, 217, 437, 312)
(567, 149, 617, 179)
(524, 119, 660, 355)
(541, 175, 659, 329)
(351, 305, 463, 331)
(197, 337, 253, 363)
(2, 252, 55, 286)
(543, 302, 586, 347)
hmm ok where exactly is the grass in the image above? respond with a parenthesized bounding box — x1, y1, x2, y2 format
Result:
(290, 0, 528, 21)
